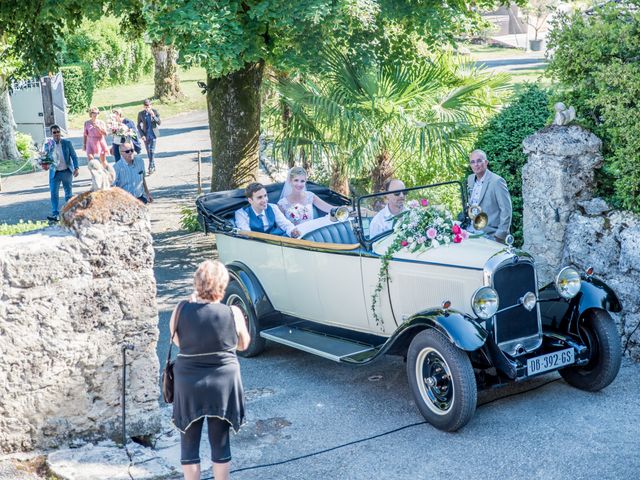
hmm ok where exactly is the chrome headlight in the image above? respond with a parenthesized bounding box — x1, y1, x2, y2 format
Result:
(555, 266, 581, 299)
(471, 287, 499, 320)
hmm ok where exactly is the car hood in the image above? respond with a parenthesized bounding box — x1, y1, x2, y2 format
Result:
(373, 235, 506, 270)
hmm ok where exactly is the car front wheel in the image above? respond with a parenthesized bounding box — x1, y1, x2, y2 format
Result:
(224, 281, 266, 358)
(560, 309, 621, 391)
(407, 329, 477, 432)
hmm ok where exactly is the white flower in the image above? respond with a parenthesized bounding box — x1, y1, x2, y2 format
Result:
(432, 239, 440, 248)
(443, 236, 451, 244)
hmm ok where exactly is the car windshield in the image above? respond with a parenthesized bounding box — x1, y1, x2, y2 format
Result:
(357, 181, 464, 241)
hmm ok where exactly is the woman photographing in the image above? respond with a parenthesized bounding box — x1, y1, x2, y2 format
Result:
(170, 260, 250, 480)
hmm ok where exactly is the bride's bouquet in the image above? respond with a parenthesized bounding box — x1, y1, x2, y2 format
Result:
(285, 203, 310, 225)
(108, 114, 137, 144)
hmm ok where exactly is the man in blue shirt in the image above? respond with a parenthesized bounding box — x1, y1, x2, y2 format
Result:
(136, 99, 161, 175)
(43, 125, 79, 222)
(113, 142, 153, 204)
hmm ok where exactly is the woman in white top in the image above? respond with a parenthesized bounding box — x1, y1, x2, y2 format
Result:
(277, 167, 338, 225)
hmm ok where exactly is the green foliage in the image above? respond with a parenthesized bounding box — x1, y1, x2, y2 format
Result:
(546, 2, 640, 213)
(180, 206, 203, 232)
(60, 64, 94, 114)
(15, 132, 37, 160)
(474, 84, 551, 245)
(144, 1, 503, 79)
(271, 50, 509, 191)
(61, 17, 153, 88)
(0, 220, 48, 236)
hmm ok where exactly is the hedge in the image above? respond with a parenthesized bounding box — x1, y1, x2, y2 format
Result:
(546, 3, 640, 213)
(474, 84, 551, 245)
(60, 64, 94, 115)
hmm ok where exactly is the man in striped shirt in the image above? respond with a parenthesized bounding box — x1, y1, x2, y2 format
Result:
(113, 142, 153, 204)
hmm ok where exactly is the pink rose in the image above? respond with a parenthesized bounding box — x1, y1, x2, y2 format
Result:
(453, 234, 462, 243)
(401, 240, 409, 247)
(420, 198, 429, 206)
(426, 228, 437, 239)
(452, 224, 462, 235)
(461, 230, 469, 240)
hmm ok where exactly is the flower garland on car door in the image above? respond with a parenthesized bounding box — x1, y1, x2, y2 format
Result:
(371, 199, 469, 329)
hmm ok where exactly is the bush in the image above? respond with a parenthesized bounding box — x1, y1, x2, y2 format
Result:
(474, 84, 551, 245)
(61, 17, 153, 88)
(180, 206, 203, 232)
(546, 3, 640, 212)
(15, 132, 37, 160)
(61, 64, 94, 114)
(0, 220, 48, 236)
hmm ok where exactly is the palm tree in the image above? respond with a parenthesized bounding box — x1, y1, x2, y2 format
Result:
(273, 49, 509, 194)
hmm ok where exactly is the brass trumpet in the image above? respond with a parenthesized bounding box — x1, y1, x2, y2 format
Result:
(467, 205, 488, 231)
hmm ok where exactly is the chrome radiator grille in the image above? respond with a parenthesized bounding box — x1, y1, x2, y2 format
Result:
(492, 260, 540, 348)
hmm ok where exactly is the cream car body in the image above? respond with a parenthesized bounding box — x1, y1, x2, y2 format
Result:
(198, 181, 623, 431)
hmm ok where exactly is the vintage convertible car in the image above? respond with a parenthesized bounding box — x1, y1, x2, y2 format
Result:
(196, 181, 622, 431)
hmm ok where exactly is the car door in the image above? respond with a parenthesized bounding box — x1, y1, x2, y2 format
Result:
(280, 241, 370, 331)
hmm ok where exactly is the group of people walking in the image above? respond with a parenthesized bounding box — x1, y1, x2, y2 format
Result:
(44, 99, 159, 221)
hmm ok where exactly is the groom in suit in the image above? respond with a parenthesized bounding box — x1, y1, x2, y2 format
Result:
(44, 125, 79, 222)
(235, 182, 301, 238)
(467, 149, 512, 243)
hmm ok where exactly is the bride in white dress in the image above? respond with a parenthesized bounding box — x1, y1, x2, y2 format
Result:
(277, 167, 338, 225)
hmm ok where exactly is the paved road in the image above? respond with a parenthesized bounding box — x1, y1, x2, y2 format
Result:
(1, 110, 638, 480)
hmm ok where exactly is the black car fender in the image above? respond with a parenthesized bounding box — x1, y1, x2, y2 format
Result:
(385, 309, 488, 355)
(226, 262, 276, 321)
(539, 275, 622, 332)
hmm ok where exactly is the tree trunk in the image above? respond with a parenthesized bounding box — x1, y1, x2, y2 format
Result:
(0, 81, 20, 162)
(207, 61, 264, 191)
(371, 150, 393, 193)
(281, 101, 295, 168)
(152, 42, 184, 101)
(330, 161, 349, 196)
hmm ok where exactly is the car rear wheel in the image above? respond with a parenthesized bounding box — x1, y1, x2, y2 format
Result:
(224, 281, 266, 358)
(560, 309, 621, 391)
(407, 329, 477, 432)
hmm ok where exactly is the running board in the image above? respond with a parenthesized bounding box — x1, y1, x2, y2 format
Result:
(260, 325, 378, 362)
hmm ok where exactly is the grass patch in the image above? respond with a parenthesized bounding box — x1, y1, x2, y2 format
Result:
(67, 67, 207, 130)
(0, 159, 35, 176)
(0, 220, 48, 235)
(464, 43, 527, 58)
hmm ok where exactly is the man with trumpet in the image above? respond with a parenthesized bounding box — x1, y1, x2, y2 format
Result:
(466, 149, 512, 243)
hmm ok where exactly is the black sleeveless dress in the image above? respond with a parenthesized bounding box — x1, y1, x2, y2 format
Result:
(172, 302, 245, 433)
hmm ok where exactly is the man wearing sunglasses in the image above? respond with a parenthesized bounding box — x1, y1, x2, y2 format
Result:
(113, 142, 153, 204)
(44, 125, 79, 222)
(369, 178, 407, 238)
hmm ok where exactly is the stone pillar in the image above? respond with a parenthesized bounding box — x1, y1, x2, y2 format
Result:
(521, 125, 603, 285)
(0, 189, 161, 452)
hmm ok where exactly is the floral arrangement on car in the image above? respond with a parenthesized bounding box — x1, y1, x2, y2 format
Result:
(39, 139, 55, 171)
(285, 203, 311, 225)
(371, 198, 469, 328)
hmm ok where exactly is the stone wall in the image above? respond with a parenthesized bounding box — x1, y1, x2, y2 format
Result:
(522, 125, 640, 360)
(0, 189, 161, 452)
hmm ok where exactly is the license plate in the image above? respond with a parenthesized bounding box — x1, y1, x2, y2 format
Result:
(527, 348, 575, 375)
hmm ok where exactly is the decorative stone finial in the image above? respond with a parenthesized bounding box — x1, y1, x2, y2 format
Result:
(553, 102, 576, 126)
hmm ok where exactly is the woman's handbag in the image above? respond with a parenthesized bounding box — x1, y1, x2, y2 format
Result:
(162, 301, 186, 404)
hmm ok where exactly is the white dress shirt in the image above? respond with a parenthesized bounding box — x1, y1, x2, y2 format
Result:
(54, 142, 67, 170)
(369, 205, 395, 238)
(235, 204, 296, 236)
(469, 175, 485, 206)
